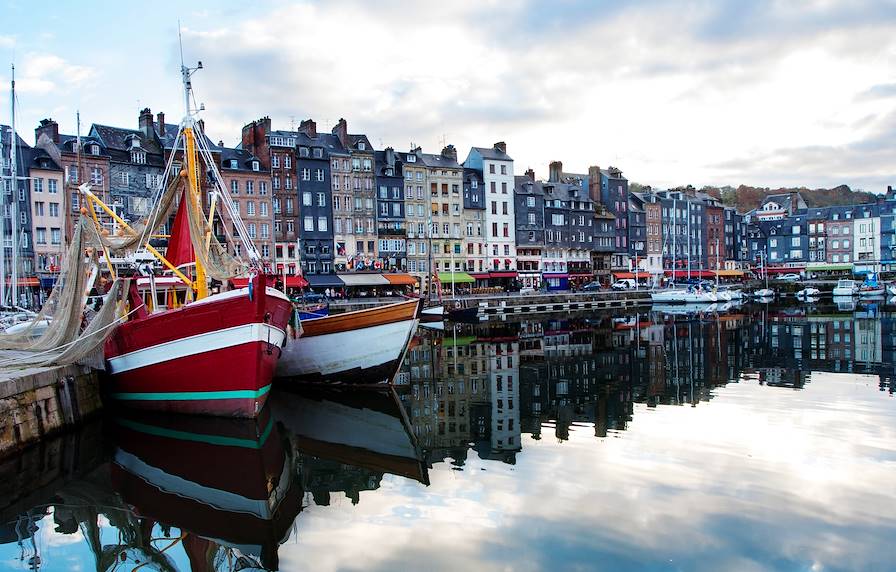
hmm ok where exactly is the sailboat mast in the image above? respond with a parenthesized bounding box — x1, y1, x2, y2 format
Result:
(180, 58, 208, 300)
(671, 198, 676, 287)
(9, 63, 17, 308)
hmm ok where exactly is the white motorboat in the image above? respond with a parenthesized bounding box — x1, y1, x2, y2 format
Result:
(795, 287, 821, 299)
(753, 288, 775, 298)
(650, 287, 718, 304)
(859, 286, 886, 298)
(832, 279, 858, 297)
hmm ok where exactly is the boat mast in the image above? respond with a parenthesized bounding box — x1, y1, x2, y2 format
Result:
(671, 198, 676, 287)
(9, 63, 17, 308)
(686, 202, 691, 283)
(179, 39, 208, 300)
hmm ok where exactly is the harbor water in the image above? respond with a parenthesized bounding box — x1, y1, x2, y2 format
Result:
(0, 301, 894, 571)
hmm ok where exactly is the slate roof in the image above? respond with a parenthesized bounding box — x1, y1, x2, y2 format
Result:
(471, 146, 513, 162)
(153, 121, 219, 152)
(0, 125, 30, 149)
(220, 146, 266, 173)
(24, 147, 61, 171)
(514, 176, 543, 196)
(57, 133, 106, 155)
(419, 152, 461, 170)
(296, 132, 345, 155)
(348, 134, 373, 153)
(90, 124, 165, 166)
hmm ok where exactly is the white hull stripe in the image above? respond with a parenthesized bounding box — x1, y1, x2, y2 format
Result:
(108, 323, 286, 374)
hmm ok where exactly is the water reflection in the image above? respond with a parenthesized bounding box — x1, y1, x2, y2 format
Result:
(0, 303, 894, 571)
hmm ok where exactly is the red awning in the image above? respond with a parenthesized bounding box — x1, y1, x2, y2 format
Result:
(285, 275, 309, 288)
(489, 271, 518, 279)
(613, 272, 651, 279)
(664, 270, 716, 279)
(765, 266, 805, 274)
(470, 273, 490, 280)
(4, 277, 40, 287)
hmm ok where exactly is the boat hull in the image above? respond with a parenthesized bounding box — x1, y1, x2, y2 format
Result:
(650, 289, 717, 304)
(277, 298, 419, 385)
(104, 286, 292, 418)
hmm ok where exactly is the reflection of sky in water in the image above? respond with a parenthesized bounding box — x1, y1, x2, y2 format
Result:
(1, 373, 894, 571)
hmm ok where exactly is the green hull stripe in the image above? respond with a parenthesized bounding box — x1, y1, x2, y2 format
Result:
(111, 384, 272, 402)
(115, 416, 274, 449)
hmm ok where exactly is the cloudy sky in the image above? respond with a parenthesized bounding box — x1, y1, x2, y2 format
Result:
(1, 0, 895, 191)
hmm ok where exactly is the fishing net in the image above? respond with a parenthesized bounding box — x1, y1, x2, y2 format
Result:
(0, 217, 130, 367)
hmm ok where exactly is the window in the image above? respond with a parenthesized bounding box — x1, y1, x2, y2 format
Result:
(526, 196, 535, 207)
(528, 213, 536, 224)
(34, 202, 44, 216)
(35, 228, 46, 244)
(89, 144, 100, 155)
(51, 228, 61, 245)
(303, 192, 312, 206)
(118, 172, 129, 186)
(318, 217, 328, 231)
(284, 155, 291, 169)
(313, 148, 323, 158)
(501, 182, 507, 194)
(49, 202, 59, 217)
(500, 164, 507, 175)
(304, 217, 314, 231)
(66, 165, 79, 183)
(48, 179, 57, 194)
(248, 223, 257, 238)
(261, 223, 270, 238)
(286, 198, 293, 213)
(489, 164, 495, 174)
(285, 176, 292, 190)
(251, 161, 259, 171)
(247, 201, 256, 216)
(302, 168, 310, 181)
(90, 167, 103, 185)
(316, 169, 324, 182)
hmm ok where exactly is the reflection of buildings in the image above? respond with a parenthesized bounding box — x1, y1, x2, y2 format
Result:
(402, 307, 896, 466)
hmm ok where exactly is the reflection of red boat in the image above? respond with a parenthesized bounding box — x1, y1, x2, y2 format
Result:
(105, 273, 292, 417)
(110, 407, 302, 571)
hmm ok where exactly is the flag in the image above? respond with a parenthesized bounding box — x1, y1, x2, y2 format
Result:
(166, 190, 195, 268)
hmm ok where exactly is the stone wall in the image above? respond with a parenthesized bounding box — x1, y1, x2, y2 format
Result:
(0, 364, 102, 461)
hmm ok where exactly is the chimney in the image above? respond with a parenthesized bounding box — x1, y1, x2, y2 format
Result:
(587, 165, 602, 203)
(441, 144, 457, 163)
(525, 168, 535, 181)
(789, 190, 798, 215)
(35, 118, 59, 145)
(332, 118, 348, 147)
(299, 119, 317, 138)
(156, 112, 165, 138)
(196, 119, 206, 135)
(139, 108, 154, 139)
(494, 141, 506, 154)
(548, 160, 563, 183)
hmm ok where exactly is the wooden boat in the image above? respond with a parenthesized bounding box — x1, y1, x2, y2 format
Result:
(276, 298, 419, 385)
(99, 56, 291, 417)
(110, 407, 301, 571)
(271, 386, 429, 485)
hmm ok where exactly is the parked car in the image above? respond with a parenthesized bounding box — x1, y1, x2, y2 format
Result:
(611, 279, 637, 290)
(582, 282, 602, 292)
(778, 273, 801, 282)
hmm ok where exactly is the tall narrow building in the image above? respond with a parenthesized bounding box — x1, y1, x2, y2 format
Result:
(464, 142, 517, 287)
(373, 147, 406, 272)
(330, 119, 376, 271)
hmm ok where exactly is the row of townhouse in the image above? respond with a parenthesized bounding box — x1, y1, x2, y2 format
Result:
(9, 110, 894, 301)
(744, 190, 896, 274)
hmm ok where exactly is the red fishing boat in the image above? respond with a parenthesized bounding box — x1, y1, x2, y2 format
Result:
(98, 54, 292, 417)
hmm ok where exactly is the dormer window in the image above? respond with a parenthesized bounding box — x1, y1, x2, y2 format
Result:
(251, 161, 260, 171)
(471, 179, 477, 189)
(358, 142, 366, 151)
(313, 148, 323, 158)
(131, 151, 146, 165)
(406, 154, 416, 163)
(130, 137, 140, 149)
(385, 168, 393, 176)
(229, 159, 238, 169)
(299, 147, 309, 158)
(89, 144, 100, 155)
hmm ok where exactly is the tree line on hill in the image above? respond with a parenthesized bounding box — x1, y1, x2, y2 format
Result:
(630, 182, 879, 213)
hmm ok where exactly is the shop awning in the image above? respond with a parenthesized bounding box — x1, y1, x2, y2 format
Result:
(383, 273, 418, 286)
(806, 263, 854, 271)
(664, 270, 716, 279)
(442, 335, 477, 347)
(489, 271, 518, 279)
(543, 272, 569, 278)
(569, 272, 593, 278)
(437, 271, 475, 284)
(307, 274, 345, 288)
(613, 271, 651, 279)
(470, 273, 490, 280)
(4, 277, 39, 287)
(714, 269, 745, 277)
(337, 273, 390, 287)
(284, 275, 309, 288)
(765, 266, 805, 274)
